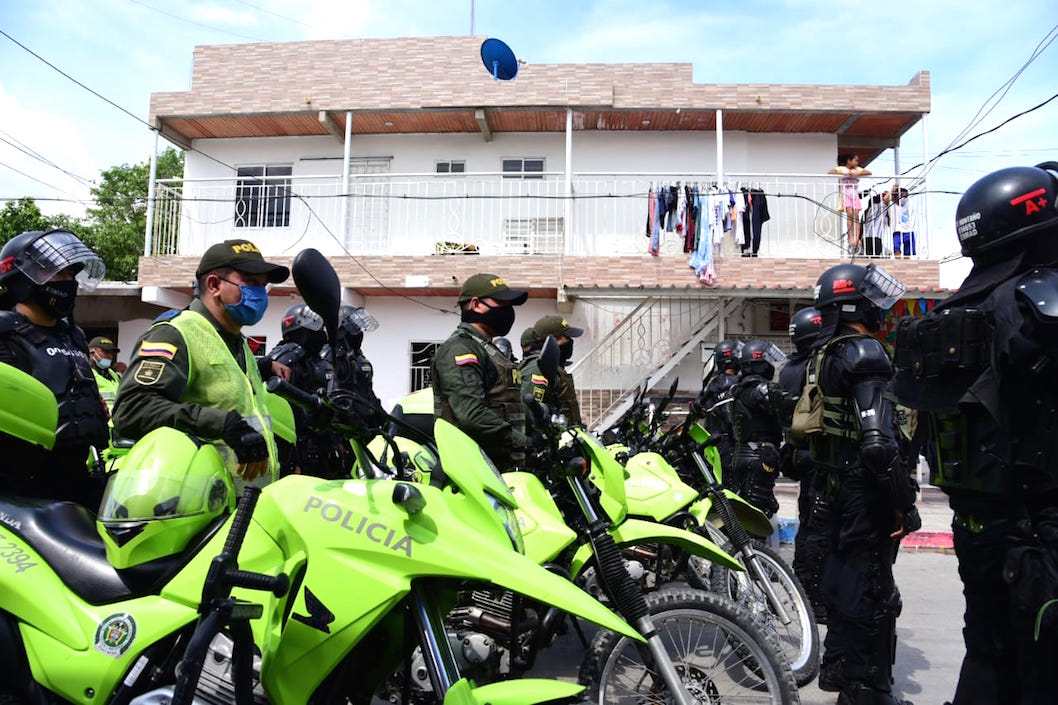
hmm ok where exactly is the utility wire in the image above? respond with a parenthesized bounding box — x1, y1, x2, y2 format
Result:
(0, 132, 96, 187)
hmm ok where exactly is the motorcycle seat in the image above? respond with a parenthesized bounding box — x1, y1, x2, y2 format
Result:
(0, 497, 181, 605)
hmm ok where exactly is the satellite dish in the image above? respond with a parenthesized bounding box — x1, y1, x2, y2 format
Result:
(480, 38, 518, 81)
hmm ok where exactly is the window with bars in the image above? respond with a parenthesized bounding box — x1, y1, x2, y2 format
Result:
(435, 160, 466, 175)
(410, 341, 442, 391)
(235, 164, 293, 228)
(501, 158, 544, 180)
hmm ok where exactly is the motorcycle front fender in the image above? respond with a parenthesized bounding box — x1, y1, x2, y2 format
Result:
(688, 490, 775, 537)
(569, 517, 744, 578)
(444, 677, 584, 705)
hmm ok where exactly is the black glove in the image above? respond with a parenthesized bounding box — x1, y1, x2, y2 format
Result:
(222, 410, 269, 464)
(901, 506, 922, 534)
(527, 432, 548, 454)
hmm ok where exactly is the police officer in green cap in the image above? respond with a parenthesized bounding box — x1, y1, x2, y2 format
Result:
(88, 335, 121, 412)
(432, 273, 529, 470)
(112, 239, 289, 493)
(520, 315, 584, 427)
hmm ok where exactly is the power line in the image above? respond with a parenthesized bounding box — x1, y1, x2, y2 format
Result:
(0, 132, 96, 187)
(125, 0, 268, 42)
(231, 0, 313, 28)
(0, 160, 77, 196)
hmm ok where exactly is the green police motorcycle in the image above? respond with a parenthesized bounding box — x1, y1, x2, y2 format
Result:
(361, 366, 798, 703)
(0, 249, 644, 705)
(603, 384, 819, 686)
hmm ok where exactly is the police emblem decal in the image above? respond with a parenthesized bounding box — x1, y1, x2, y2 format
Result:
(94, 612, 137, 657)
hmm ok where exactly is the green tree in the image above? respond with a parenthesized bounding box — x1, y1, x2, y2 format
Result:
(84, 147, 184, 281)
(0, 198, 48, 247)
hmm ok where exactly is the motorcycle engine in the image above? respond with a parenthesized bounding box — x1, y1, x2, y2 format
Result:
(128, 633, 267, 705)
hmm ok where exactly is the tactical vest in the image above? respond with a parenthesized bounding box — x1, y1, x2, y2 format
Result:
(165, 311, 279, 490)
(0, 313, 109, 450)
(808, 334, 872, 470)
(435, 332, 524, 465)
(93, 368, 120, 411)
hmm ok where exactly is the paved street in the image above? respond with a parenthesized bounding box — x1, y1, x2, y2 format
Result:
(531, 483, 966, 704)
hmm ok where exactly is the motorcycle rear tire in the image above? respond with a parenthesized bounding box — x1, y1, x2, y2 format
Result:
(579, 585, 799, 705)
(694, 537, 821, 688)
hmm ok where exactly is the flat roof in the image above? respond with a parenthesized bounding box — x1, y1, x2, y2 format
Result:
(150, 36, 930, 166)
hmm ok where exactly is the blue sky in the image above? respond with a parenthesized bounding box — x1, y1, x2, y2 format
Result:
(1, 0, 1055, 261)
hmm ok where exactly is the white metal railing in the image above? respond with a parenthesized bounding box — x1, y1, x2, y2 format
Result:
(149, 172, 928, 260)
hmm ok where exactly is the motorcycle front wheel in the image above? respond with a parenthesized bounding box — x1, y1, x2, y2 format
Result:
(579, 586, 799, 705)
(692, 535, 820, 688)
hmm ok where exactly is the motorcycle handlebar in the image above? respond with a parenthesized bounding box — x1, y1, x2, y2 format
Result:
(266, 376, 323, 413)
(221, 485, 260, 560)
(224, 568, 290, 598)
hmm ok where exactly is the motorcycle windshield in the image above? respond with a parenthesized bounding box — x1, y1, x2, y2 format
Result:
(573, 429, 626, 523)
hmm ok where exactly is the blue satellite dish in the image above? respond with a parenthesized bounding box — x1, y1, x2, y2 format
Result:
(480, 38, 518, 81)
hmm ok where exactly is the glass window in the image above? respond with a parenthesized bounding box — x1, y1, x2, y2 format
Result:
(502, 158, 545, 180)
(410, 341, 441, 391)
(235, 164, 293, 228)
(436, 160, 466, 174)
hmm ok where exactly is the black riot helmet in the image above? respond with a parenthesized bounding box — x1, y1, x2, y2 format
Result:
(956, 163, 1058, 261)
(336, 304, 379, 354)
(788, 306, 823, 354)
(713, 340, 742, 373)
(814, 262, 906, 333)
(0, 229, 106, 304)
(739, 340, 785, 380)
(281, 303, 326, 353)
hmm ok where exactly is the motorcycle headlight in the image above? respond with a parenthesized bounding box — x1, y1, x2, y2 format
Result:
(486, 492, 525, 554)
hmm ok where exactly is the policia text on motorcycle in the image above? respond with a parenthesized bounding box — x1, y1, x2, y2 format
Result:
(112, 239, 289, 493)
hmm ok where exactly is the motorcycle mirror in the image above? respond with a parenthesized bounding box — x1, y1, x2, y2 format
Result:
(538, 335, 560, 385)
(653, 377, 679, 421)
(292, 248, 342, 350)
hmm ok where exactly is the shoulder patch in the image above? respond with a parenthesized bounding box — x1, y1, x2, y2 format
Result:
(138, 340, 177, 360)
(454, 353, 478, 366)
(530, 373, 548, 386)
(133, 360, 166, 386)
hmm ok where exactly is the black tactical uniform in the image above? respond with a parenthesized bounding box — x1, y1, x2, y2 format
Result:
(265, 303, 351, 478)
(331, 305, 385, 431)
(0, 229, 109, 507)
(778, 306, 828, 621)
(433, 274, 529, 470)
(694, 340, 741, 477)
(729, 341, 789, 517)
(893, 163, 1058, 705)
(811, 263, 917, 705)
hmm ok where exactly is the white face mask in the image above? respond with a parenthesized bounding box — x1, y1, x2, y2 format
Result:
(96, 357, 112, 370)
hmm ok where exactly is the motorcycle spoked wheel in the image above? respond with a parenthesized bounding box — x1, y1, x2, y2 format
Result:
(690, 538, 820, 688)
(579, 586, 799, 705)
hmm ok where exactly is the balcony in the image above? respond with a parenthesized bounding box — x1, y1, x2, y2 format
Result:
(149, 172, 930, 261)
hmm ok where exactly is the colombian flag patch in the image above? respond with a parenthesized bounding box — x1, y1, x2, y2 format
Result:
(531, 374, 548, 386)
(454, 353, 478, 366)
(138, 340, 177, 360)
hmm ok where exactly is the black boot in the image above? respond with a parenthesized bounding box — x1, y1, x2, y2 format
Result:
(818, 656, 847, 692)
(836, 684, 913, 705)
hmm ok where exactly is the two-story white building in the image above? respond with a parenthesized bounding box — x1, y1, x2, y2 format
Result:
(128, 35, 941, 427)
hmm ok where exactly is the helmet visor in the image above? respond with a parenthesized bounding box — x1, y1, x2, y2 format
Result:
(298, 309, 324, 332)
(346, 307, 379, 332)
(20, 230, 106, 291)
(761, 342, 787, 368)
(861, 264, 906, 310)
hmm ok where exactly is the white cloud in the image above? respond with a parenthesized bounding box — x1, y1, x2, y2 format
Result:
(189, 3, 259, 28)
(0, 83, 98, 218)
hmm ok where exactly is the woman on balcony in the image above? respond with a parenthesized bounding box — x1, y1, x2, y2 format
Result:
(829, 153, 872, 255)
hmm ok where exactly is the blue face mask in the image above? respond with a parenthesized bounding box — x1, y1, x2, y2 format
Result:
(224, 284, 269, 326)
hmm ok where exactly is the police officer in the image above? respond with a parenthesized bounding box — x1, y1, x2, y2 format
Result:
(728, 340, 789, 517)
(777, 306, 828, 621)
(0, 229, 109, 506)
(331, 304, 383, 430)
(89, 335, 121, 412)
(112, 239, 289, 493)
(811, 262, 918, 705)
(432, 273, 528, 470)
(520, 315, 584, 427)
(693, 340, 742, 475)
(263, 303, 350, 478)
(893, 163, 1058, 705)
